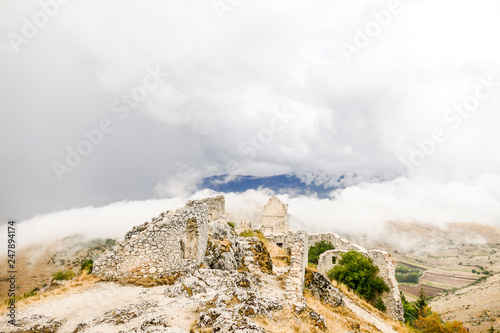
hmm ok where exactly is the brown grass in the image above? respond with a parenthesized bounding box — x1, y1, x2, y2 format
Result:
(118, 274, 180, 287)
(330, 281, 412, 333)
(0, 272, 100, 315)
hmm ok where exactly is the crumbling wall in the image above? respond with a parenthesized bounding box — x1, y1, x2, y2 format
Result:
(94, 198, 213, 280)
(308, 232, 366, 252)
(285, 231, 308, 303)
(197, 195, 225, 222)
(260, 197, 289, 235)
(317, 249, 404, 322)
(317, 249, 345, 274)
(367, 250, 404, 322)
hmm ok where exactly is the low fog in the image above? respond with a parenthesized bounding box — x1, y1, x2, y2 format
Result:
(9, 173, 500, 248)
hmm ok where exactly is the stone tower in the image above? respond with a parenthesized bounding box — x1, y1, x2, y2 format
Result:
(258, 196, 289, 235)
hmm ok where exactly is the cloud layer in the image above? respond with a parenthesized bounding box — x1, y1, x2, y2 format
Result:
(1, 0, 499, 226)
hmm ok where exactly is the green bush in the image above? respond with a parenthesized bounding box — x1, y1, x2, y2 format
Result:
(374, 297, 387, 311)
(327, 250, 389, 302)
(227, 222, 235, 229)
(400, 292, 418, 324)
(52, 270, 75, 281)
(395, 264, 423, 284)
(396, 272, 421, 284)
(80, 259, 93, 274)
(308, 241, 335, 265)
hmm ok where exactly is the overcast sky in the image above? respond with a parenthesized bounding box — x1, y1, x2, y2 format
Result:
(1, 0, 500, 238)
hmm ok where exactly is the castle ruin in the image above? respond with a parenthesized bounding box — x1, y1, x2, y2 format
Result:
(93, 196, 224, 280)
(257, 196, 289, 236)
(94, 194, 404, 322)
(317, 249, 404, 321)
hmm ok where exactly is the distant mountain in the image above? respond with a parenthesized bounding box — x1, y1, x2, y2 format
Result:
(201, 174, 343, 197)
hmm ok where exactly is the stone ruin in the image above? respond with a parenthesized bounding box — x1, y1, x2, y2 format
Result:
(93, 194, 404, 323)
(257, 196, 289, 236)
(94, 196, 224, 280)
(317, 249, 404, 321)
(284, 231, 308, 303)
(308, 233, 404, 321)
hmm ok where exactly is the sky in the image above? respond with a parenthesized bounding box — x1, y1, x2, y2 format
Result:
(1, 0, 500, 243)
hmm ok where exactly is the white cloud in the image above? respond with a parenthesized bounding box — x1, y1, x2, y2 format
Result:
(11, 175, 500, 248)
(0, 0, 499, 223)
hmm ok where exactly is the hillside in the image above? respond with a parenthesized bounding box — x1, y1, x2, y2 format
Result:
(344, 221, 500, 332)
(1, 196, 407, 333)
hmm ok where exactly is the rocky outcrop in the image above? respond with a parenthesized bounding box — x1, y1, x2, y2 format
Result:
(174, 269, 282, 332)
(5, 315, 62, 333)
(204, 220, 245, 271)
(304, 268, 343, 307)
(240, 237, 274, 275)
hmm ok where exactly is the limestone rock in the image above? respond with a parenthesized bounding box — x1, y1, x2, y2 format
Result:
(304, 268, 343, 307)
(196, 308, 266, 333)
(4, 315, 62, 333)
(204, 220, 245, 271)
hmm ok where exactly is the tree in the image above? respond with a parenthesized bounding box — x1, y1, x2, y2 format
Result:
(400, 292, 418, 324)
(327, 250, 389, 302)
(416, 288, 428, 316)
(488, 325, 495, 333)
(308, 240, 334, 265)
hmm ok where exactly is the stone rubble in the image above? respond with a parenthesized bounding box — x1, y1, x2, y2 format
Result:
(5, 314, 62, 333)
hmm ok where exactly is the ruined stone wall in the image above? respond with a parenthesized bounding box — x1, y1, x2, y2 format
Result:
(195, 195, 225, 222)
(317, 249, 404, 322)
(308, 233, 366, 252)
(260, 197, 289, 234)
(94, 198, 212, 280)
(317, 249, 345, 275)
(285, 231, 308, 303)
(367, 250, 404, 322)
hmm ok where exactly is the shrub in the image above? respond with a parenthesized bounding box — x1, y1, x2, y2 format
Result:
(413, 311, 468, 333)
(80, 259, 93, 274)
(374, 298, 386, 311)
(227, 222, 235, 229)
(327, 250, 389, 302)
(52, 270, 75, 281)
(401, 292, 418, 324)
(396, 271, 421, 284)
(308, 241, 334, 265)
(374, 297, 387, 311)
(396, 264, 423, 284)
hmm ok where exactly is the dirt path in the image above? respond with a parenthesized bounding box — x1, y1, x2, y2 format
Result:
(343, 297, 397, 333)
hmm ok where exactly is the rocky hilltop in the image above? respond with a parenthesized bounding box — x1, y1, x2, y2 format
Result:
(1, 196, 404, 333)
